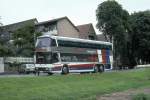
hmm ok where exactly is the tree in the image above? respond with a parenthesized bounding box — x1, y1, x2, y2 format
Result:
(0, 17, 12, 56)
(130, 11, 150, 64)
(96, 0, 130, 68)
(0, 40, 13, 56)
(96, 1, 129, 41)
(12, 25, 41, 57)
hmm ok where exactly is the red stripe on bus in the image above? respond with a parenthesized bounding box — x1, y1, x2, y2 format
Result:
(69, 64, 94, 70)
(102, 49, 106, 64)
(70, 64, 94, 67)
(51, 66, 62, 71)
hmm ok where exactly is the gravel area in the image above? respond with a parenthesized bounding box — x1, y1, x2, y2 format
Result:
(97, 87, 150, 100)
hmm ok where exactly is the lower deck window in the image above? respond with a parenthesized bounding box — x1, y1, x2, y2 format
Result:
(60, 53, 98, 62)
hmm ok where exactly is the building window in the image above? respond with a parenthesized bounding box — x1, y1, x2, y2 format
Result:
(38, 23, 57, 35)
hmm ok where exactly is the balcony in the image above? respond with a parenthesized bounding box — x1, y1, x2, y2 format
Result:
(42, 30, 58, 36)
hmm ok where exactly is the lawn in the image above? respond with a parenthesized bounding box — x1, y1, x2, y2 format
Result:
(0, 69, 150, 100)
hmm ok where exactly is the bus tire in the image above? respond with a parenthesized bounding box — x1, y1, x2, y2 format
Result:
(99, 65, 104, 73)
(61, 65, 69, 75)
(94, 65, 100, 73)
(25, 71, 30, 74)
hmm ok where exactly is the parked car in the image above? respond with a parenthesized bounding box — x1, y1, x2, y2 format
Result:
(19, 64, 35, 74)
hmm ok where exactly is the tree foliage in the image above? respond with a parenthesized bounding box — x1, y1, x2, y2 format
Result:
(12, 25, 41, 57)
(96, 0, 129, 41)
(0, 17, 12, 56)
(0, 44, 12, 56)
(96, 0, 130, 68)
(96, 0, 150, 67)
(130, 11, 150, 64)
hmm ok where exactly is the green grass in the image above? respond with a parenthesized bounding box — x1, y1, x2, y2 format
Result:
(132, 93, 150, 100)
(0, 69, 150, 100)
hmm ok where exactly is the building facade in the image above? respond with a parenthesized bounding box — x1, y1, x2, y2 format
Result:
(96, 34, 108, 42)
(76, 23, 97, 40)
(0, 19, 38, 42)
(0, 17, 98, 42)
(35, 17, 80, 38)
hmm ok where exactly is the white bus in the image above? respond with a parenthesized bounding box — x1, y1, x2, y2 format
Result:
(35, 35, 112, 75)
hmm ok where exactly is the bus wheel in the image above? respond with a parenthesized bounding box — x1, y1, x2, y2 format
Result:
(99, 65, 104, 73)
(61, 65, 69, 75)
(26, 71, 30, 74)
(94, 65, 100, 73)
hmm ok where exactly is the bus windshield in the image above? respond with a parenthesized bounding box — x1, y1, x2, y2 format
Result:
(36, 52, 58, 64)
(36, 37, 56, 48)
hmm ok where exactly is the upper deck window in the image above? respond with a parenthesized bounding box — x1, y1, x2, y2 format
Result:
(57, 40, 112, 50)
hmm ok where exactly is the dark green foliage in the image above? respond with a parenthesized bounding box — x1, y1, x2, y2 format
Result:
(96, 0, 129, 40)
(96, 1, 150, 67)
(12, 25, 42, 57)
(0, 44, 10, 56)
(132, 93, 150, 100)
(96, 0, 131, 68)
(0, 28, 14, 56)
(130, 11, 150, 64)
(0, 18, 8, 56)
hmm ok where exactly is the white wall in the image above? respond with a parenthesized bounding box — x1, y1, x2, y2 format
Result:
(0, 58, 4, 73)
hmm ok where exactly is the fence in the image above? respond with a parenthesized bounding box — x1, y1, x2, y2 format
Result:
(4, 57, 34, 63)
(0, 57, 34, 73)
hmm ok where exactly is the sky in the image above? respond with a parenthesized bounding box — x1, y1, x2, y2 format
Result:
(0, 0, 150, 34)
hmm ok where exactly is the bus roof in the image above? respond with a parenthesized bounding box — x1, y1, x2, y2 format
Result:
(38, 35, 112, 46)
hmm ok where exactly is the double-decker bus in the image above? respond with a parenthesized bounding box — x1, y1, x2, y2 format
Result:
(35, 35, 112, 75)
